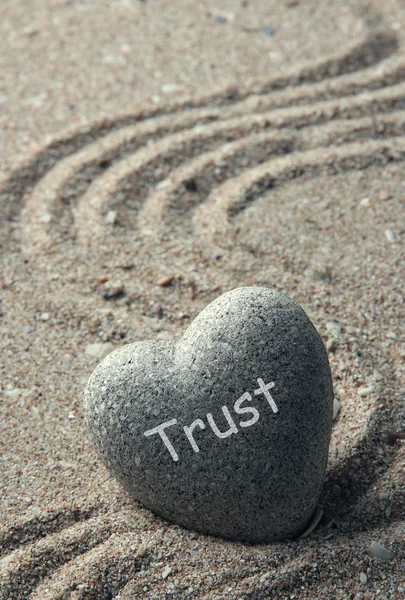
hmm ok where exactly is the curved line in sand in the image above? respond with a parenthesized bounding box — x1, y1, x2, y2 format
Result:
(73, 131, 294, 247)
(136, 111, 405, 241)
(0, 513, 121, 599)
(0, 26, 399, 242)
(19, 81, 405, 255)
(74, 110, 405, 249)
(28, 532, 143, 600)
(18, 109, 221, 255)
(194, 135, 405, 248)
(0, 504, 101, 557)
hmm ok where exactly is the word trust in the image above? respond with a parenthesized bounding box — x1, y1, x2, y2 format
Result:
(144, 378, 278, 462)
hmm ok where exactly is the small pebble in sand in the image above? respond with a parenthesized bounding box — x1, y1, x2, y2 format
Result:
(360, 572, 367, 585)
(297, 507, 323, 538)
(135, 543, 148, 558)
(367, 541, 395, 560)
(101, 281, 125, 300)
(4, 388, 24, 398)
(326, 321, 341, 339)
(385, 229, 395, 244)
(333, 397, 341, 420)
(105, 210, 117, 225)
(357, 385, 375, 397)
(211, 9, 235, 22)
(156, 178, 172, 190)
(162, 566, 172, 579)
(161, 83, 180, 94)
(157, 275, 174, 287)
(263, 25, 276, 36)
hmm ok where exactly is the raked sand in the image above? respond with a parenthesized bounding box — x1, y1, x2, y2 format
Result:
(1, 1, 405, 598)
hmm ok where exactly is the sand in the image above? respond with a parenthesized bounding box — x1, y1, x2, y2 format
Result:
(1, 0, 405, 598)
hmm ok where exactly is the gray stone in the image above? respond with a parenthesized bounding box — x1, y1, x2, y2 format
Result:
(84, 287, 333, 543)
(367, 541, 396, 560)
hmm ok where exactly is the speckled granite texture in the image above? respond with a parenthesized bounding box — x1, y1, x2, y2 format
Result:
(84, 287, 333, 543)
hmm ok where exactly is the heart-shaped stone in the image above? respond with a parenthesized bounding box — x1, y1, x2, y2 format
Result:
(84, 287, 333, 542)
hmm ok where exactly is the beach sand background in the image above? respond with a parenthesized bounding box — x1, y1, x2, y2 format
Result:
(1, 0, 405, 598)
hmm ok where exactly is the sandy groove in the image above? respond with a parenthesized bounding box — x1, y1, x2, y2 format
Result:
(0, 505, 101, 557)
(50, 40, 405, 223)
(74, 131, 294, 246)
(194, 136, 405, 246)
(0, 513, 125, 600)
(232, 54, 405, 114)
(28, 533, 146, 600)
(22, 115, 288, 255)
(0, 24, 397, 249)
(136, 112, 405, 241)
(18, 80, 405, 254)
(18, 110, 222, 255)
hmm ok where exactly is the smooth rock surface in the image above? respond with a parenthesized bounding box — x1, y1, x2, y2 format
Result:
(84, 287, 333, 543)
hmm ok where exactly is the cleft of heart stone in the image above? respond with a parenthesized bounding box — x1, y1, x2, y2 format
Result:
(84, 286, 333, 543)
